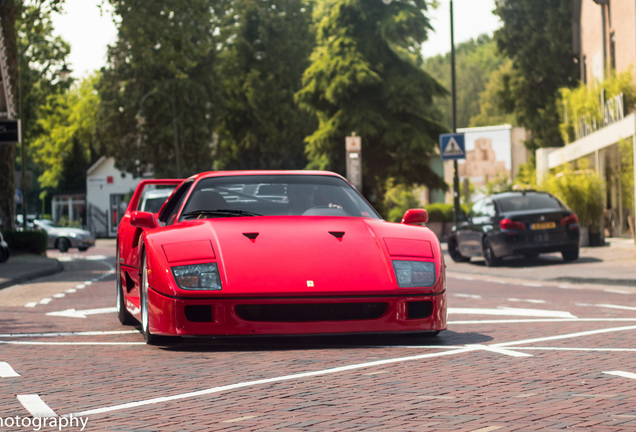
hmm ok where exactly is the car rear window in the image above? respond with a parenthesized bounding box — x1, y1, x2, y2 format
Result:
(498, 194, 563, 212)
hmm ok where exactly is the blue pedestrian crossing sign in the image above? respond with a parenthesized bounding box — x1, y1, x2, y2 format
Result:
(439, 133, 466, 160)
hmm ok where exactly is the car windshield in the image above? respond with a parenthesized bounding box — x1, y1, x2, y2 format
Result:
(498, 194, 563, 212)
(179, 175, 381, 220)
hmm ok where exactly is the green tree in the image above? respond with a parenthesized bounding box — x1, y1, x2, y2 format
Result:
(424, 35, 509, 129)
(469, 58, 517, 127)
(30, 74, 98, 191)
(96, 0, 221, 178)
(296, 0, 447, 211)
(494, 0, 579, 152)
(0, 1, 70, 230)
(214, 0, 316, 170)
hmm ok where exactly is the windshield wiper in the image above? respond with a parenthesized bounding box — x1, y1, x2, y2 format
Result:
(182, 209, 262, 219)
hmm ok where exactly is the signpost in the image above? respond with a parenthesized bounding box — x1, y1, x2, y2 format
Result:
(346, 133, 362, 192)
(439, 133, 466, 161)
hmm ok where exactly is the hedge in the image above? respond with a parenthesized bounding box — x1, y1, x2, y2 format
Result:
(2, 231, 48, 255)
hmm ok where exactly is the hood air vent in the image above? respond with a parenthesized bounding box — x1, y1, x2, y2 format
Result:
(329, 231, 345, 239)
(242, 232, 259, 240)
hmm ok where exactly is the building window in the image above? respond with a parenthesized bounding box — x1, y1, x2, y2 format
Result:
(582, 55, 587, 84)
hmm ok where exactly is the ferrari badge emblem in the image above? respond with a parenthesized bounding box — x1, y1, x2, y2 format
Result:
(307, 280, 314, 287)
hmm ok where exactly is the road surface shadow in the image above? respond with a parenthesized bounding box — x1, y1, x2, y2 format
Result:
(466, 254, 602, 268)
(156, 329, 492, 352)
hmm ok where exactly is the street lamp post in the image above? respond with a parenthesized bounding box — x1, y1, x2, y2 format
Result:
(137, 90, 181, 178)
(450, 0, 461, 223)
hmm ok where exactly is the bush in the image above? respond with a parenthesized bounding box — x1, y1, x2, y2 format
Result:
(423, 203, 454, 223)
(2, 230, 48, 255)
(540, 161, 604, 233)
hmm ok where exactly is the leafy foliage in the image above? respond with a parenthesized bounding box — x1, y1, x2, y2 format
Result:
(214, 0, 316, 170)
(559, 70, 636, 144)
(0, 0, 70, 231)
(296, 0, 448, 210)
(96, 0, 221, 178)
(31, 74, 98, 191)
(383, 178, 421, 222)
(494, 0, 579, 152)
(469, 58, 517, 127)
(424, 35, 510, 129)
(540, 160, 604, 232)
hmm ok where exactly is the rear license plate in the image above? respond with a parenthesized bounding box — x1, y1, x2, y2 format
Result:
(531, 221, 556, 230)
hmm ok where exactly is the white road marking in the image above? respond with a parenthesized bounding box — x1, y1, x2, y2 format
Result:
(593, 304, 636, 311)
(1, 341, 144, 346)
(454, 293, 482, 299)
(467, 344, 532, 358)
(449, 307, 576, 319)
(521, 347, 636, 352)
(38, 298, 52, 305)
(17, 394, 58, 417)
(65, 288, 77, 293)
(603, 371, 636, 379)
(222, 416, 257, 423)
(493, 325, 636, 348)
(450, 318, 636, 325)
(52, 293, 65, 299)
(0, 330, 138, 338)
(24, 302, 38, 308)
(0, 361, 20, 377)
(521, 282, 543, 287)
(46, 307, 117, 319)
(507, 298, 546, 304)
(604, 289, 633, 295)
(70, 347, 479, 416)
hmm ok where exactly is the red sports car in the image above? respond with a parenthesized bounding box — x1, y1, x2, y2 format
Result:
(116, 171, 447, 344)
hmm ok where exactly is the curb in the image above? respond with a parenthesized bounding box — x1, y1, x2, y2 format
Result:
(0, 259, 64, 290)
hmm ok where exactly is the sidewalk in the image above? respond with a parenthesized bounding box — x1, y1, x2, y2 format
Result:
(0, 253, 63, 290)
(444, 236, 636, 287)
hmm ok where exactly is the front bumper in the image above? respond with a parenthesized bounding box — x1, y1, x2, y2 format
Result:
(146, 288, 447, 337)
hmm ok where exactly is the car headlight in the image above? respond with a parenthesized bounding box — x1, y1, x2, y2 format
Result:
(171, 263, 222, 290)
(392, 260, 436, 287)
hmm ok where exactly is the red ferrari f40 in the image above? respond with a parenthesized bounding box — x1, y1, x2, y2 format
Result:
(116, 171, 447, 344)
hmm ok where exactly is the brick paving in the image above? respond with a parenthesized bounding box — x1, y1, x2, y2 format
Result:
(0, 243, 635, 431)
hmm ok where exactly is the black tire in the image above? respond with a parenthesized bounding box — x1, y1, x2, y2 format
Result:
(448, 237, 470, 263)
(140, 252, 179, 345)
(57, 238, 70, 253)
(562, 247, 579, 262)
(78, 247, 88, 252)
(523, 252, 539, 259)
(482, 239, 500, 267)
(116, 247, 136, 325)
(0, 248, 9, 263)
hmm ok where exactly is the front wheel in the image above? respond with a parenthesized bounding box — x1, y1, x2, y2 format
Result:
(57, 238, 70, 252)
(448, 237, 470, 263)
(482, 239, 500, 267)
(562, 247, 579, 262)
(140, 253, 179, 345)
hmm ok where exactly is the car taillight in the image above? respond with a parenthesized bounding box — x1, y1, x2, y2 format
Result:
(560, 214, 579, 229)
(500, 219, 526, 230)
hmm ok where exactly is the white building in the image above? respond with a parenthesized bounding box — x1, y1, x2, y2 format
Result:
(86, 157, 143, 238)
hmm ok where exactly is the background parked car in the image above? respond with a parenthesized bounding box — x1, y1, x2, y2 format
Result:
(0, 232, 9, 263)
(447, 191, 580, 266)
(32, 219, 96, 253)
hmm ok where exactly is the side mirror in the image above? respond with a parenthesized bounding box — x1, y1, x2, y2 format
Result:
(401, 209, 429, 225)
(131, 211, 158, 230)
